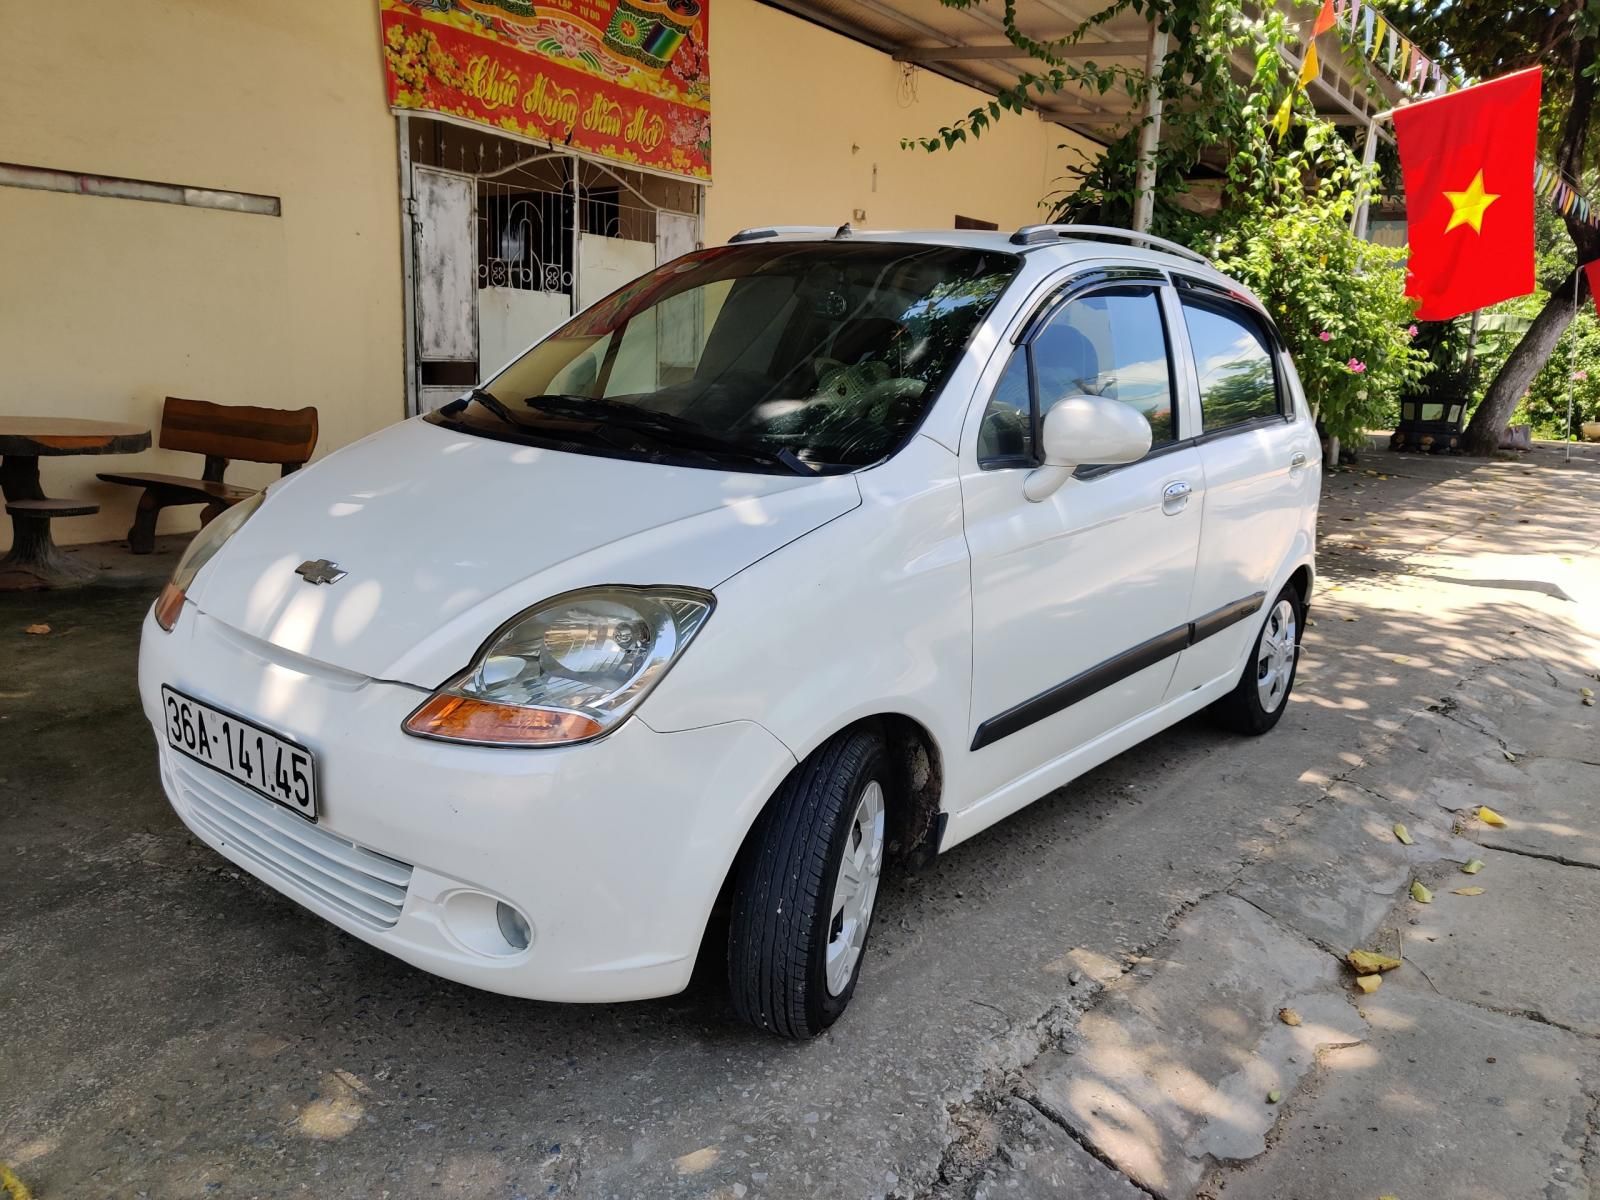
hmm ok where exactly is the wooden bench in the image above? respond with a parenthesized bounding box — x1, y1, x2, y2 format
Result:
(98, 397, 318, 553)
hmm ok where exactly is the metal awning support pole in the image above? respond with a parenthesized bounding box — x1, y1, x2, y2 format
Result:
(1351, 105, 1397, 241)
(1131, 22, 1168, 233)
(397, 114, 420, 419)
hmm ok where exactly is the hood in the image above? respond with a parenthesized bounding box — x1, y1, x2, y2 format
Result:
(188, 417, 860, 683)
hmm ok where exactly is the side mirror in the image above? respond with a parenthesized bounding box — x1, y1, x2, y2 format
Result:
(1025, 395, 1153, 502)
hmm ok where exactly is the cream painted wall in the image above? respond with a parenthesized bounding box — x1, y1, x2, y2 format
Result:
(0, 1, 403, 549)
(0, 0, 1087, 552)
(704, 1, 1097, 242)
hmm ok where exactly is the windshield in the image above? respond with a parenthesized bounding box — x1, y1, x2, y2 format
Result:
(426, 240, 1021, 473)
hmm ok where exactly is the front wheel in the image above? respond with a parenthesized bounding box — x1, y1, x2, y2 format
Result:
(727, 728, 889, 1038)
(1212, 583, 1304, 735)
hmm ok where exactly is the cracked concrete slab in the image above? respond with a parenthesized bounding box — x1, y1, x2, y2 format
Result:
(1025, 895, 1365, 1199)
(962, 1099, 1149, 1200)
(1231, 780, 1472, 954)
(1347, 702, 1538, 824)
(1437, 652, 1600, 762)
(1463, 754, 1600, 869)
(1398, 847, 1600, 1037)
(1211, 987, 1598, 1200)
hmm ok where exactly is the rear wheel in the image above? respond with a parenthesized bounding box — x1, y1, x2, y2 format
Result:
(727, 728, 888, 1038)
(1212, 583, 1304, 735)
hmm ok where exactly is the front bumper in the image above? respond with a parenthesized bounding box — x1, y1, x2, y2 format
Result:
(138, 605, 796, 1002)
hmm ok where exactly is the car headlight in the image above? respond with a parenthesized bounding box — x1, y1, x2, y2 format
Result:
(153, 491, 266, 631)
(402, 586, 714, 747)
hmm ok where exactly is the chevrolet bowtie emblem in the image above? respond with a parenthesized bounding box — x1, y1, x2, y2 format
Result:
(295, 558, 347, 585)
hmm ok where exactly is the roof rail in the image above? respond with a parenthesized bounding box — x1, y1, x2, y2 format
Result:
(728, 224, 852, 244)
(1009, 223, 1210, 265)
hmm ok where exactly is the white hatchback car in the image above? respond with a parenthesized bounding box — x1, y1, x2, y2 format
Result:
(140, 224, 1319, 1037)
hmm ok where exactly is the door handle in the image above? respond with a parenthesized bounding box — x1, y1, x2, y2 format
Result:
(1161, 480, 1192, 515)
(1290, 452, 1309, 470)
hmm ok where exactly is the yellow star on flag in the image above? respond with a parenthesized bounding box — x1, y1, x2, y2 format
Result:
(1443, 170, 1500, 234)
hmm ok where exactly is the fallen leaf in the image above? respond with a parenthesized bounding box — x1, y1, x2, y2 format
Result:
(1355, 974, 1382, 993)
(1581, 687, 1594, 698)
(1347, 949, 1403, 973)
(1453, 886, 1486, 896)
(1279, 1008, 1302, 1027)
(1461, 859, 1485, 875)
(1502, 749, 1518, 762)
(24, 623, 50, 635)
(1266, 1089, 1282, 1104)
(1585, 698, 1596, 708)
(1411, 880, 1433, 904)
(1393, 823, 1414, 845)
(1344, 616, 1359, 622)
(1477, 806, 1509, 828)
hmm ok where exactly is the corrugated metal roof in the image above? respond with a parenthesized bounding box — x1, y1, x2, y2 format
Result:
(762, 0, 1400, 146)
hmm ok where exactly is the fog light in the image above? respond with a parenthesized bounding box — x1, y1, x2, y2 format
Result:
(495, 901, 532, 952)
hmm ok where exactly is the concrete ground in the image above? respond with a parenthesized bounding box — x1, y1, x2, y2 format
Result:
(3, 441, 1599, 1200)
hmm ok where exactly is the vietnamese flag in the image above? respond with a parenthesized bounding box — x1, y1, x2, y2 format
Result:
(1393, 67, 1541, 321)
(1585, 259, 1600, 318)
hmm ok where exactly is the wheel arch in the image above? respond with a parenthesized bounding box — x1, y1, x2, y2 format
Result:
(691, 712, 947, 979)
(1287, 561, 1315, 609)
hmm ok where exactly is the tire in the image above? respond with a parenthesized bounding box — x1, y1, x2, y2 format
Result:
(1212, 582, 1305, 736)
(727, 728, 889, 1038)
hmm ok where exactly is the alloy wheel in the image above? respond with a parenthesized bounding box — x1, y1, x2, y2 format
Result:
(1255, 597, 1298, 713)
(824, 779, 885, 996)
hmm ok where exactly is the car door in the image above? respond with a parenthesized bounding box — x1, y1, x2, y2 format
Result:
(1164, 281, 1321, 698)
(958, 270, 1205, 809)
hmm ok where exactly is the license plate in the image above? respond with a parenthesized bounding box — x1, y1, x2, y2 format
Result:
(161, 685, 318, 820)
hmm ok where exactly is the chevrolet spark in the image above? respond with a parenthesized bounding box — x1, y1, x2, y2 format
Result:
(140, 224, 1319, 1038)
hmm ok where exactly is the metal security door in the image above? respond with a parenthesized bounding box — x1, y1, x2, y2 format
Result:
(411, 166, 477, 413)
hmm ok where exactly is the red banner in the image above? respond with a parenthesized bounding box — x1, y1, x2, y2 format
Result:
(380, 0, 710, 181)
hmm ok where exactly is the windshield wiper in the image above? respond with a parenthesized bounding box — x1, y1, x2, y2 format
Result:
(520, 394, 819, 475)
(439, 387, 522, 430)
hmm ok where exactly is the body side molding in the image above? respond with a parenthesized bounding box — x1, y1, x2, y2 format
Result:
(970, 591, 1267, 751)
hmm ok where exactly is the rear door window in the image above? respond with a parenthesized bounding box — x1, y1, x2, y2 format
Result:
(1181, 300, 1283, 430)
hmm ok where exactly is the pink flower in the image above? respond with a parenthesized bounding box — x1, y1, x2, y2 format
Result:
(1574, 370, 1589, 382)
(1347, 358, 1366, 374)
(1407, 324, 1419, 338)
(1318, 330, 1332, 341)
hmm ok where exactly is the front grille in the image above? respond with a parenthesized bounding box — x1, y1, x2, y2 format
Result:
(169, 755, 413, 931)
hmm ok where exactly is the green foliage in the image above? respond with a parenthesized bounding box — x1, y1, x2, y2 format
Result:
(912, 0, 1427, 445)
(1385, 0, 1600, 163)
(1206, 202, 1429, 447)
(1178, 111, 1430, 448)
(1442, 201, 1600, 438)
(1515, 308, 1600, 438)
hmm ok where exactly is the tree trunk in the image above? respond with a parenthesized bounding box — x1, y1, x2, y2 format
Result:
(1462, 31, 1599, 454)
(1461, 267, 1586, 453)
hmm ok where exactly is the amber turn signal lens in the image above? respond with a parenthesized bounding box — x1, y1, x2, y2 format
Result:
(154, 583, 186, 632)
(402, 694, 605, 745)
